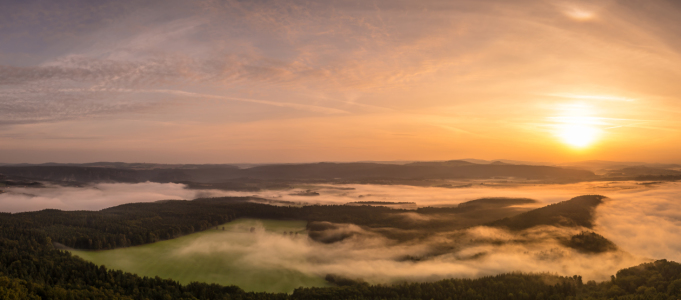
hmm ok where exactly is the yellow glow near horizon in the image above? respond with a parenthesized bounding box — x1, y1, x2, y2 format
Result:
(552, 102, 602, 149)
(558, 123, 600, 148)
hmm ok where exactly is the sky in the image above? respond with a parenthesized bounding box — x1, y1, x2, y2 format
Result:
(1, 0, 680, 164)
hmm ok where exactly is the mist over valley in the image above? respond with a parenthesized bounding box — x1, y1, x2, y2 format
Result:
(2, 161, 681, 295)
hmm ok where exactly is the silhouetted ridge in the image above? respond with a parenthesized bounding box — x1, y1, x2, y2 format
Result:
(345, 201, 416, 205)
(0, 166, 141, 183)
(563, 231, 617, 253)
(0, 161, 596, 184)
(405, 160, 477, 167)
(457, 197, 537, 208)
(241, 162, 595, 180)
(489, 195, 605, 230)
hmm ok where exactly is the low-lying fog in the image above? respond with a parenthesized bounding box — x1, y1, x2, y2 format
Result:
(0, 182, 233, 212)
(4, 180, 681, 284)
(176, 220, 633, 286)
(0, 180, 627, 213)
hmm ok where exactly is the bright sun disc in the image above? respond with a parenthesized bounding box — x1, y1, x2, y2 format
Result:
(558, 124, 599, 148)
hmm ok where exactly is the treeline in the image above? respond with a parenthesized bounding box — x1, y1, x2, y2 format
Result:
(293, 274, 584, 300)
(294, 261, 681, 300)
(2, 224, 681, 299)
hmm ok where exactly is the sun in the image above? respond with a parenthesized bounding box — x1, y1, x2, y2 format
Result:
(551, 101, 604, 149)
(558, 123, 600, 148)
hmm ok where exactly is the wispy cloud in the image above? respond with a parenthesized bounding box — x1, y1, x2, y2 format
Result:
(151, 89, 349, 115)
(545, 93, 636, 102)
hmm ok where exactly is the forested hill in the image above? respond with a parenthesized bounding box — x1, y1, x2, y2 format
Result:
(489, 195, 606, 230)
(0, 195, 606, 250)
(0, 160, 596, 184)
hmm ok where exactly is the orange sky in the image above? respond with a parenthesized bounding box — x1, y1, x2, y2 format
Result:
(1, 0, 680, 164)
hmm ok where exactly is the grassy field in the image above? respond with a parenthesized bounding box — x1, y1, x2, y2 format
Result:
(70, 219, 330, 293)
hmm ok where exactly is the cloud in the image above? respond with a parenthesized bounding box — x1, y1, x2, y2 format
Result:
(0, 51, 354, 124)
(0, 182, 234, 212)
(151, 90, 349, 115)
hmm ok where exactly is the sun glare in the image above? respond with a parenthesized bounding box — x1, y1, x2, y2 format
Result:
(551, 102, 603, 149)
(558, 123, 599, 148)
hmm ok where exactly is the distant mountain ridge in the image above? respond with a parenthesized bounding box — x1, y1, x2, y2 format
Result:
(6, 159, 681, 185)
(0, 162, 241, 170)
(558, 160, 681, 173)
(0, 160, 596, 184)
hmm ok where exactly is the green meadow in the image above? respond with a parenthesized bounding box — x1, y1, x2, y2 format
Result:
(70, 219, 330, 293)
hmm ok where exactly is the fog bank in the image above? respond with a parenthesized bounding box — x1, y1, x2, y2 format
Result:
(0, 182, 233, 213)
(1, 180, 648, 213)
(171, 220, 639, 285)
(595, 182, 681, 263)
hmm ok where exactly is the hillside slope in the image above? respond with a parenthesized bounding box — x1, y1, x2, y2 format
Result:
(489, 195, 606, 230)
